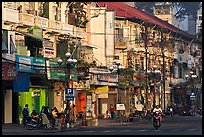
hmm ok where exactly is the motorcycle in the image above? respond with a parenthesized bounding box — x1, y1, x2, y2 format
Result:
(165, 107, 173, 117)
(26, 113, 53, 130)
(153, 111, 161, 130)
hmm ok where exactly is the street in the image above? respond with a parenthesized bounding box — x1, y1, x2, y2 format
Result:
(2, 115, 202, 135)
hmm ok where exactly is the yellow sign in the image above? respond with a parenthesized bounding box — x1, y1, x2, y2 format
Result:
(89, 86, 108, 93)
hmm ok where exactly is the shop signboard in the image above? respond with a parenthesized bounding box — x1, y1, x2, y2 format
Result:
(47, 58, 66, 81)
(16, 55, 33, 72)
(116, 104, 125, 110)
(2, 62, 17, 80)
(43, 40, 54, 59)
(89, 86, 109, 93)
(32, 57, 45, 74)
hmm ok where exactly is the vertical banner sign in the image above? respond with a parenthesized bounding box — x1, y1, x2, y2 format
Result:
(65, 88, 74, 101)
(43, 40, 54, 59)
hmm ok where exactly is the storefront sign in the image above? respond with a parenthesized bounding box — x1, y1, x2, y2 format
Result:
(16, 55, 32, 72)
(32, 89, 41, 97)
(2, 62, 17, 80)
(47, 58, 66, 81)
(97, 92, 108, 98)
(73, 80, 90, 89)
(89, 86, 108, 93)
(116, 104, 125, 110)
(32, 57, 45, 74)
(43, 40, 54, 59)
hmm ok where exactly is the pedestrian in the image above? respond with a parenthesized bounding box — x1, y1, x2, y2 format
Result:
(22, 104, 30, 127)
(51, 107, 60, 129)
(110, 104, 115, 119)
(64, 103, 71, 128)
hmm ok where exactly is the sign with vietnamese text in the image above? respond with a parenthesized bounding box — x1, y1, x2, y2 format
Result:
(2, 62, 17, 80)
(32, 57, 45, 74)
(16, 55, 32, 72)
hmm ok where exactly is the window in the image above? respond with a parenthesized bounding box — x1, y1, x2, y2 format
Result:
(114, 56, 119, 60)
(115, 28, 123, 40)
(199, 16, 202, 20)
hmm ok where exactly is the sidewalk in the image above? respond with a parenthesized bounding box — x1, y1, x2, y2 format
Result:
(2, 118, 147, 134)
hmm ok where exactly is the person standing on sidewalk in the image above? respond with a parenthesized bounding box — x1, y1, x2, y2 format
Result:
(22, 104, 30, 127)
(110, 104, 115, 119)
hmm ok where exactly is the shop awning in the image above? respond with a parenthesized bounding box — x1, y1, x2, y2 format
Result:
(79, 45, 97, 49)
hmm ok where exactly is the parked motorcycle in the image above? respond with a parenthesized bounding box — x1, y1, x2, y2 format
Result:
(153, 111, 161, 130)
(26, 113, 52, 130)
(165, 107, 174, 117)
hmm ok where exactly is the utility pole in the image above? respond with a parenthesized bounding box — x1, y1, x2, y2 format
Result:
(161, 31, 166, 111)
(141, 27, 149, 109)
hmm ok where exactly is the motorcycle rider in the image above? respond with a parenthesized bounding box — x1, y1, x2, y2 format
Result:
(31, 110, 40, 124)
(152, 105, 163, 126)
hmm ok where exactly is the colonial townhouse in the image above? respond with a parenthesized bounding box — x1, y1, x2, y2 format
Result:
(96, 2, 201, 118)
(2, 2, 101, 124)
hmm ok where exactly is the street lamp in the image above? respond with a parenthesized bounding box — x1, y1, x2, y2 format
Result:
(109, 61, 125, 122)
(147, 65, 161, 109)
(57, 52, 77, 128)
(141, 28, 149, 109)
(185, 71, 198, 110)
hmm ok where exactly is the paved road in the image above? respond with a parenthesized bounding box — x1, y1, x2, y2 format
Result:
(2, 116, 202, 135)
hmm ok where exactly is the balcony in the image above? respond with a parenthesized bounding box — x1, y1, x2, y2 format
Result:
(115, 38, 127, 50)
(35, 16, 48, 29)
(73, 26, 85, 39)
(48, 20, 61, 33)
(61, 23, 73, 35)
(2, 8, 19, 24)
(19, 13, 35, 27)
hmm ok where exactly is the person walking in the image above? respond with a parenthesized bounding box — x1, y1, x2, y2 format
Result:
(22, 104, 30, 127)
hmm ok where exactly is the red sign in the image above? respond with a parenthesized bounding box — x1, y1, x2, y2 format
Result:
(2, 62, 17, 80)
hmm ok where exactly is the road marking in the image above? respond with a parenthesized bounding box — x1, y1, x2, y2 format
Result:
(187, 129, 197, 131)
(84, 130, 95, 132)
(136, 129, 148, 132)
(119, 130, 131, 132)
(103, 130, 115, 132)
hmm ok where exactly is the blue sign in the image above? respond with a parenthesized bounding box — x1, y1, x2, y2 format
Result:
(16, 55, 33, 72)
(65, 88, 74, 101)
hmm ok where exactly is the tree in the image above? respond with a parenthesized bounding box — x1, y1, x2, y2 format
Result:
(134, 2, 201, 21)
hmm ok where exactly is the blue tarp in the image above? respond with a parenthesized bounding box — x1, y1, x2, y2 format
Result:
(13, 73, 30, 92)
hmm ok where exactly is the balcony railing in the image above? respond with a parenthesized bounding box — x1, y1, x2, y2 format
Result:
(49, 20, 61, 32)
(2, 8, 19, 24)
(19, 13, 35, 26)
(73, 26, 85, 39)
(35, 16, 48, 29)
(61, 23, 73, 35)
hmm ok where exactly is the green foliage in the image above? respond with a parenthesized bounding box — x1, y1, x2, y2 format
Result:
(27, 27, 33, 33)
